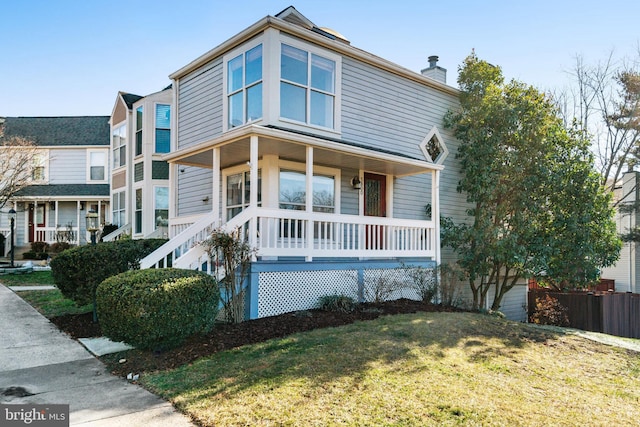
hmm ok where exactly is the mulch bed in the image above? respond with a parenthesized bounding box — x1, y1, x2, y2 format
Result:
(50, 299, 465, 377)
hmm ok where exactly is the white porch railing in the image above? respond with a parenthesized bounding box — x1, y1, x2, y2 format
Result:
(141, 206, 436, 271)
(102, 223, 131, 242)
(35, 226, 79, 245)
(169, 213, 207, 238)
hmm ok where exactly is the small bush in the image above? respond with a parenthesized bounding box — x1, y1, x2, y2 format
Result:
(318, 294, 357, 313)
(364, 269, 402, 303)
(49, 242, 72, 254)
(530, 294, 570, 326)
(405, 265, 438, 303)
(97, 269, 220, 350)
(31, 241, 50, 253)
(50, 238, 166, 306)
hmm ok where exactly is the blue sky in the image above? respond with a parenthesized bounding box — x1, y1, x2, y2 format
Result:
(1, 0, 638, 117)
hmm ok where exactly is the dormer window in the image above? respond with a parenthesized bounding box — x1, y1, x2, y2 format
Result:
(227, 44, 263, 128)
(280, 44, 336, 129)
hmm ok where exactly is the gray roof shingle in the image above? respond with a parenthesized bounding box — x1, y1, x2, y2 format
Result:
(15, 184, 110, 197)
(0, 116, 109, 147)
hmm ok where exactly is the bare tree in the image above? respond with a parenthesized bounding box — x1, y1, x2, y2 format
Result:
(553, 51, 640, 199)
(0, 135, 39, 210)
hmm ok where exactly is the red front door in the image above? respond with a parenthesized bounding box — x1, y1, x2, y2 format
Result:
(28, 203, 46, 242)
(364, 173, 386, 249)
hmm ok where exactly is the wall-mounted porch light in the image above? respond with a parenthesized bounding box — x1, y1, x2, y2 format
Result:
(351, 176, 362, 190)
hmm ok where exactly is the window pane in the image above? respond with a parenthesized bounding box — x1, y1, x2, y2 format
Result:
(119, 191, 126, 207)
(243, 170, 262, 205)
(281, 44, 307, 85)
(155, 104, 170, 129)
(90, 166, 104, 181)
(136, 132, 142, 156)
(246, 82, 262, 122)
(119, 146, 126, 167)
(280, 82, 306, 122)
(228, 54, 243, 93)
(279, 170, 306, 209)
(155, 129, 170, 153)
(155, 187, 169, 209)
(311, 54, 335, 92)
(245, 44, 262, 85)
(229, 92, 243, 128)
(313, 175, 334, 212)
(310, 91, 334, 128)
(227, 173, 242, 206)
(113, 147, 120, 168)
(136, 107, 143, 131)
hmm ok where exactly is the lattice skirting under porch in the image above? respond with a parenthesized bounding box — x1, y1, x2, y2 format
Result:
(249, 259, 434, 319)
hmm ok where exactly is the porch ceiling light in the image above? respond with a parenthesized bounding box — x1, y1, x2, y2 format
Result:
(351, 176, 362, 190)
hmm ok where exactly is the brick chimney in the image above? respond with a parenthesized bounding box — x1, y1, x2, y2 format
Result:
(421, 55, 447, 84)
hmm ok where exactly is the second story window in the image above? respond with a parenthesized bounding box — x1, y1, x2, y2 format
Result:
(135, 106, 143, 156)
(227, 44, 262, 128)
(112, 124, 126, 168)
(31, 152, 46, 182)
(155, 104, 171, 153)
(280, 44, 336, 129)
(89, 151, 106, 181)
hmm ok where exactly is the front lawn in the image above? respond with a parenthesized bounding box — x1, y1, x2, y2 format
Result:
(143, 312, 640, 426)
(16, 289, 92, 318)
(0, 270, 55, 286)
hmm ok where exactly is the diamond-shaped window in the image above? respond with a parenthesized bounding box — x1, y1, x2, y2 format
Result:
(419, 127, 448, 164)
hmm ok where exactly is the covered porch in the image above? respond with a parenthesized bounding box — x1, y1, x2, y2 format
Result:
(142, 125, 442, 269)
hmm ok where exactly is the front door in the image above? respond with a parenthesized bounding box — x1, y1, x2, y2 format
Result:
(28, 203, 46, 242)
(364, 173, 386, 249)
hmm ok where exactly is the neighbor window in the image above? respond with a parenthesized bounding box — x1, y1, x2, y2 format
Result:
(279, 170, 335, 212)
(154, 187, 169, 229)
(155, 104, 171, 153)
(135, 189, 142, 234)
(135, 106, 143, 156)
(226, 170, 261, 220)
(112, 124, 126, 168)
(89, 151, 106, 181)
(112, 191, 126, 227)
(280, 44, 335, 128)
(227, 44, 262, 128)
(32, 153, 46, 181)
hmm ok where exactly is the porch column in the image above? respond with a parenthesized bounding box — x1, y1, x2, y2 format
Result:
(212, 147, 220, 224)
(432, 170, 441, 265)
(76, 201, 82, 245)
(54, 201, 59, 233)
(305, 146, 314, 261)
(249, 136, 258, 258)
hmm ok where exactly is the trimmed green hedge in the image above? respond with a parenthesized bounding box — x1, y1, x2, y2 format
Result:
(97, 269, 220, 350)
(50, 239, 166, 306)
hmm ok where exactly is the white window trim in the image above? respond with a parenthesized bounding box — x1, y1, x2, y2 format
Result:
(276, 33, 342, 136)
(222, 36, 265, 133)
(154, 102, 171, 154)
(31, 149, 49, 184)
(222, 161, 263, 219)
(153, 185, 170, 229)
(86, 149, 108, 183)
(111, 123, 127, 170)
(419, 126, 449, 165)
(135, 106, 143, 158)
(278, 159, 341, 214)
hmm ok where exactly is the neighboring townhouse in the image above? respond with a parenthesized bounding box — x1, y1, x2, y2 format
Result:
(106, 87, 172, 240)
(601, 171, 640, 293)
(0, 116, 110, 254)
(139, 7, 527, 320)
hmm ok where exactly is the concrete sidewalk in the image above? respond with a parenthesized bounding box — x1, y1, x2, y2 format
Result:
(0, 285, 194, 426)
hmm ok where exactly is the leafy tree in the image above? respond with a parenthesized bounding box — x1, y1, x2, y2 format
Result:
(443, 52, 621, 309)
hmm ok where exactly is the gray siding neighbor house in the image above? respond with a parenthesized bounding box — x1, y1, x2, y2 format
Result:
(0, 116, 110, 254)
(136, 7, 528, 321)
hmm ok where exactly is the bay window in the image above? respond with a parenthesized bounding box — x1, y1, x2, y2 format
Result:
(226, 170, 261, 220)
(112, 124, 126, 168)
(155, 104, 171, 153)
(154, 187, 169, 229)
(279, 170, 335, 213)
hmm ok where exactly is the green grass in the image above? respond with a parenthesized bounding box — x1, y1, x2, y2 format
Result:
(0, 270, 55, 286)
(143, 312, 640, 426)
(17, 289, 91, 318)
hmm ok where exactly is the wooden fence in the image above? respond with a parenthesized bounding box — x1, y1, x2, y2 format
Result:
(528, 290, 640, 339)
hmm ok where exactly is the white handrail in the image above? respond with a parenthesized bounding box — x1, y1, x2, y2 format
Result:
(102, 223, 131, 242)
